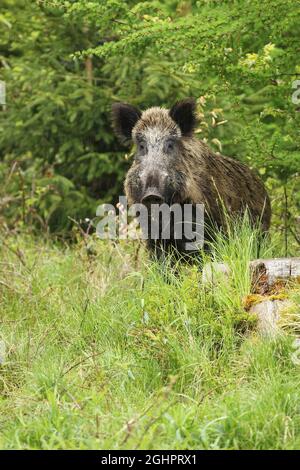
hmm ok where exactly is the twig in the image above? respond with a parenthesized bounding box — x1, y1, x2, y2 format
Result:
(283, 185, 288, 257)
(134, 400, 179, 450)
(3, 161, 18, 192)
(289, 226, 300, 245)
(0, 280, 14, 290)
(0, 316, 30, 324)
(0, 238, 27, 267)
(61, 350, 105, 377)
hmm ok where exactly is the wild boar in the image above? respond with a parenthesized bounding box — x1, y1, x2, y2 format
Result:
(112, 98, 271, 259)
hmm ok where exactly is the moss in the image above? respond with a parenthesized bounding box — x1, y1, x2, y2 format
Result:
(243, 292, 288, 311)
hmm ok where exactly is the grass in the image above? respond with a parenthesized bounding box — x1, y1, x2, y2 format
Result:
(0, 220, 300, 450)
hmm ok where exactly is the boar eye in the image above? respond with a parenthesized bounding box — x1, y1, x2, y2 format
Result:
(137, 141, 146, 152)
(166, 139, 175, 152)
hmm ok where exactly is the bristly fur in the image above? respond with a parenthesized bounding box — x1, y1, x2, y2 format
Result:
(112, 98, 271, 258)
(111, 102, 141, 144)
(132, 107, 180, 138)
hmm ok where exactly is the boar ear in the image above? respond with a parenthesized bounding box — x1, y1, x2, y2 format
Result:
(169, 98, 197, 136)
(112, 102, 141, 143)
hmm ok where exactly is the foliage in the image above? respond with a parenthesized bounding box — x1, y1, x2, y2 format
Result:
(0, 0, 128, 231)
(72, 0, 300, 176)
(0, 1, 299, 244)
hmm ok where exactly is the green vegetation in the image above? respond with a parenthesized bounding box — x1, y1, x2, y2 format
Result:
(0, 222, 300, 449)
(1, 0, 299, 252)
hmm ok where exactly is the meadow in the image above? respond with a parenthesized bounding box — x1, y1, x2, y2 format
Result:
(0, 222, 299, 450)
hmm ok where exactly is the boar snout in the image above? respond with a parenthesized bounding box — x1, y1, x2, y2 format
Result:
(140, 168, 168, 205)
(142, 188, 164, 205)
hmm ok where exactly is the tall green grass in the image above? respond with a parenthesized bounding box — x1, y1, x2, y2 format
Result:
(0, 219, 299, 449)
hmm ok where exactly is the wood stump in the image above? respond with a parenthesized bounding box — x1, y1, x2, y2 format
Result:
(202, 258, 300, 336)
(250, 258, 300, 294)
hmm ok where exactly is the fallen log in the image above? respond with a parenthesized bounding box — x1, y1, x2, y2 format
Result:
(202, 258, 300, 336)
(250, 258, 300, 294)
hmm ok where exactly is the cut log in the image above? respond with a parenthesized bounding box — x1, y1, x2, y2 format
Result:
(202, 257, 300, 337)
(202, 258, 300, 289)
(250, 258, 300, 294)
(249, 299, 293, 337)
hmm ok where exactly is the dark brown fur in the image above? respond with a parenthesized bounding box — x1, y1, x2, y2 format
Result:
(112, 100, 271, 258)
